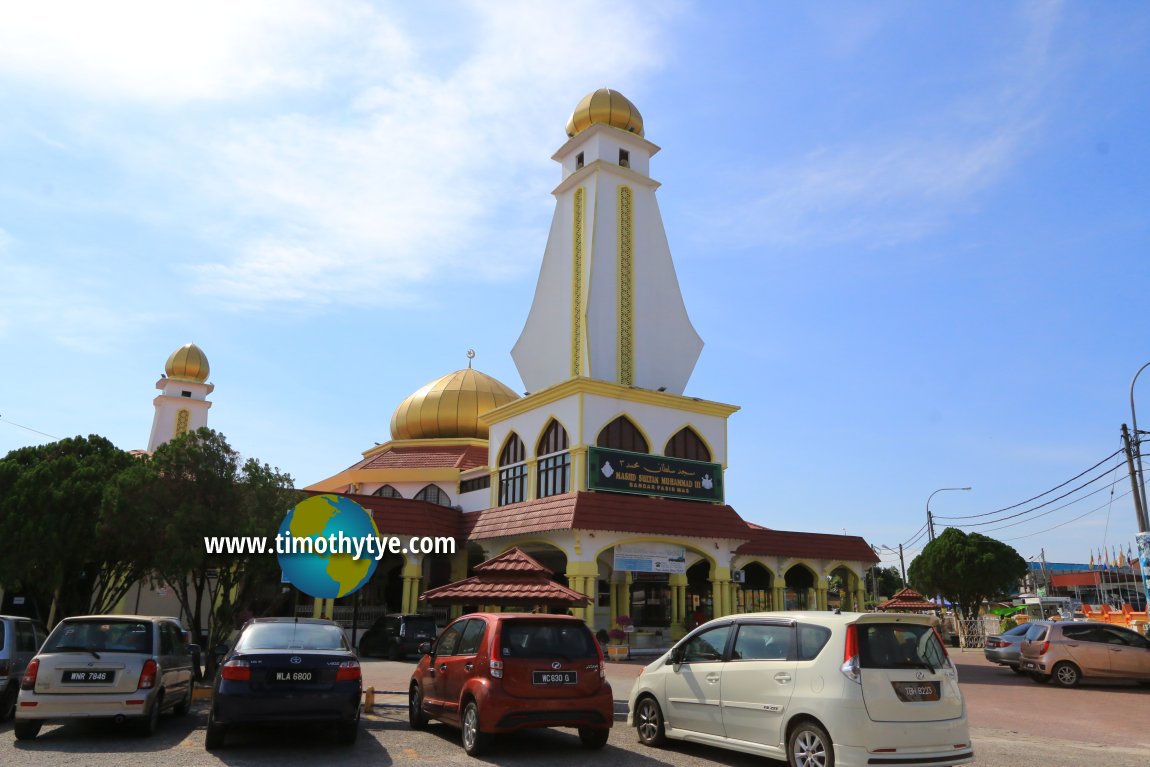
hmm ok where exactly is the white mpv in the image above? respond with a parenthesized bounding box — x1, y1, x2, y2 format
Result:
(627, 612, 974, 767)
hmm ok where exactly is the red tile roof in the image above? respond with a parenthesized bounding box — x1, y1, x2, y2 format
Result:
(351, 444, 488, 471)
(420, 548, 588, 605)
(307, 491, 462, 540)
(736, 528, 879, 563)
(462, 491, 753, 540)
(876, 587, 937, 611)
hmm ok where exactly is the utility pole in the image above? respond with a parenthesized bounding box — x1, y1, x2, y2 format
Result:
(898, 544, 907, 586)
(1121, 424, 1147, 530)
(927, 510, 935, 543)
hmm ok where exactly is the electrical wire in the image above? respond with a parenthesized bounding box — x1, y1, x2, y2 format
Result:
(949, 467, 1128, 532)
(898, 522, 927, 549)
(1001, 487, 1133, 542)
(931, 447, 1125, 521)
(0, 415, 59, 441)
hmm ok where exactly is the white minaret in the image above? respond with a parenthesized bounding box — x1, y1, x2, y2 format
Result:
(512, 88, 703, 396)
(147, 342, 214, 452)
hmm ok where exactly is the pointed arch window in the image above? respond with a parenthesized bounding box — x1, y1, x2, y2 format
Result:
(414, 484, 452, 507)
(372, 484, 403, 499)
(664, 427, 711, 462)
(498, 433, 527, 506)
(536, 420, 570, 498)
(596, 416, 648, 454)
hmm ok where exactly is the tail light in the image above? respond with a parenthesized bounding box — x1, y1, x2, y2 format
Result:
(932, 626, 950, 657)
(840, 624, 860, 683)
(336, 659, 361, 682)
(220, 658, 251, 681)
(489, 627, 503, 679)
(1039, 640, 1050, 655)
(21, 659, 39, 691)
(138, 659, 158, 690)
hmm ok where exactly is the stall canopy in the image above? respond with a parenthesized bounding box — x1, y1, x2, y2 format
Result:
(418, 547, 590, 607)
(876, 587, 938, 612)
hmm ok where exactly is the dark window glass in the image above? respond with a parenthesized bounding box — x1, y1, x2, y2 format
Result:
(235, 623, 347, 651)
(1024, 623, 1049, 641)
(536, 420, 571, 498)
(15, 622, 36, 653)
(732, 624, 791, 661)
(160, 625, 174, 655)
(436, 622, 466, 657)
(460, 475, 491, 494)
(373, 484, 403, 498)
(44, 620, 154, 654)
(664, 427, 711, 462)
(619, 148, 630, 168)
(798, 624, 833, 661)
(500, 621, 596, 659)
(682, 624, 731, 663)
(596, 416, 648, 453)
(456, 619, 487, 655)
(858, 623, 947, 670)
(498, 434, 527, 505)
(414, 484, 452, 507)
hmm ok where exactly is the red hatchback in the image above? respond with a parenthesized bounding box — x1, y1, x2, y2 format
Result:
(408, 613, 613, 756)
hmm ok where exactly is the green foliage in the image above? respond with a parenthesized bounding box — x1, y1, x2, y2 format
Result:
(866, 565, 904, 599)
(1000, 616, 1018, 632)
(0, 435, 142, 620)
(907, 528, 1027, 620)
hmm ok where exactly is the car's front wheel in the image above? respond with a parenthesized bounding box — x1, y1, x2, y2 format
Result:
(634, 695, 666, 747)
(1052, 661, 1081, 688)
(788, 720, 834, 767)
(461, 700, 492, 756)
(408, 683, 429, 730)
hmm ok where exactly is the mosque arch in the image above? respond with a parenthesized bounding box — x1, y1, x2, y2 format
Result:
(414, 484, 452, 507)
(596, 415, 650, 454)
(535, 419, 570, 498)
(734, 561, 774, 613)
(372, 484, 403, 499)
(783, 562, 818, 610)
(663, 425, 712, 463)
(497, 432, 527, 506)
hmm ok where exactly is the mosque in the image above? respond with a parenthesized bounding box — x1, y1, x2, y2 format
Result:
(148, 89, 878, 648)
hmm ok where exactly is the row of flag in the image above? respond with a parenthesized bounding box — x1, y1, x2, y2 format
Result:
(1089, 543, 1139, 570)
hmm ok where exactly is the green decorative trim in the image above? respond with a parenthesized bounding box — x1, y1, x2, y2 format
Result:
(618, 185, 634, 385)
(572, 187, 585, 377)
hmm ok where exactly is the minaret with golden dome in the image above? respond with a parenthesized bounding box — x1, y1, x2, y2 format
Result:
(512, 88, 703, 396)
(146, 342, 215, 452)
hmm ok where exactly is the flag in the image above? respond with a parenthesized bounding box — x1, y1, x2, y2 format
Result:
(1089, 552, 1095, 570)
(1118, 549, 1126, 568)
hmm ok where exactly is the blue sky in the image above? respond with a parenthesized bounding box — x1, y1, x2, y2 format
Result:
(2, 1, 1148, 569)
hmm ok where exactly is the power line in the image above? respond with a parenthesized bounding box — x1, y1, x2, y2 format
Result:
(899, 522, 927, 549)
(1001, 488, 1133, 542)
(0, 414, 59, 441)
(949, 466, 1128, 532)
(932, 448, 1125, 521)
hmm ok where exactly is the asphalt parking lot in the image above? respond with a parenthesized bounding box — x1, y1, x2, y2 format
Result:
(3, 651, 1149, 767)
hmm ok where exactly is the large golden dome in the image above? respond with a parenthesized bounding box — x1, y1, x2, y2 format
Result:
(565, 88, 644, 139)
(390, 368, 520, 440)
(164, 343, 210, 383)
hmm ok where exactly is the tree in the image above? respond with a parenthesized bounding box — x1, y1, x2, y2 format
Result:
(120, 428, 299, 666)
(907, 528, 1026, 620)
(0, 435, 147, 622)
(866, 565, 904, 600)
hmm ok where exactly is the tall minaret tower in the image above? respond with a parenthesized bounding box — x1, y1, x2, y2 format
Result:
(512, 88, 704, 395)
(147, 342, 214, 452)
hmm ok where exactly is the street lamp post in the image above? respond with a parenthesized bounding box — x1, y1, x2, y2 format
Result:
(1130, 361, 1150, 532)
(927, 487, 972, 542)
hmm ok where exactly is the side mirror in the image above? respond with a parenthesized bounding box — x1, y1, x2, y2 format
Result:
(667, 646, 684, 666)
(418, 641, 432, 656)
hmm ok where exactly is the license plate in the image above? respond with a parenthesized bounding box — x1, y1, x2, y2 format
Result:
(891, 681, 940, 702)
(62, 670, 115, 683)
(1022, 661, 1037, 670)
(271, 670, 314, 683)
(532, 671, 577, 685)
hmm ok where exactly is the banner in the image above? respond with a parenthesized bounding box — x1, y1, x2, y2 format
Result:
(614, 543, 687, 574)
(587, 446, 723, 503)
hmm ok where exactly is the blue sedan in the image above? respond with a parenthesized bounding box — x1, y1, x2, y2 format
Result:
(206, 618, 361, 749)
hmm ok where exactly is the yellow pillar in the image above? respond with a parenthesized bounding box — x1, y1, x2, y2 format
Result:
(565, 561, 599, 625)
(401, 561, 422, 614)
(816, 583, 828, 611)
(608, 577, 618, 626)
(711, 566, 731, 618)
(571, 447, 588, 491)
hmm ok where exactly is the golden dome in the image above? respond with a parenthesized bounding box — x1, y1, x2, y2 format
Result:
(390, 368, 520, 440)
(164, 343, 210, 383)
(565, 88, 644, 139)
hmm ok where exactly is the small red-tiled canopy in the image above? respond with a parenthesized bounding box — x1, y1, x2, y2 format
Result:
(876, 587, 937, 612)
(419, 547, 590, 607)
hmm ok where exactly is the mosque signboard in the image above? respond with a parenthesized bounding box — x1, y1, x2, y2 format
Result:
(587, 447, 723, 503)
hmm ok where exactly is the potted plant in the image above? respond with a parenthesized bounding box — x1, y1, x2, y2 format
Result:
(607, 628, 628, 660)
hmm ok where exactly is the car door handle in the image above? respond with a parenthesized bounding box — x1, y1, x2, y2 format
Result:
(464, 663, 473, 671)
(706, 673, 720, 684)
(774, 672, 792, 684)
(439, 664, 448, 671)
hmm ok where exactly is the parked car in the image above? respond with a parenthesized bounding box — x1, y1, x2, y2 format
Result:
(206, 617, 361, 749)
(1020, 619, 1150, 688)
(14, 615, 198, 740)
(983, 623, 1031, 673)
(359, 613, 438, 660)
(408, 612, 613, 756)
(628, 611, 974, 767)
(0, 615, 48, 721)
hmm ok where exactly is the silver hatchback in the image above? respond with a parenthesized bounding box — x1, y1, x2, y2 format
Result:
(1020, 620, 1150, 687)
(15, 615, 198, 740)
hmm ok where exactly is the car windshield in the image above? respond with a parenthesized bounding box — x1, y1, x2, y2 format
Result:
(236, 623, 348, 651)
(858, 623, 947, 671)
(500, 621, 596, 660)
(1003, 624, 1030, 637)
(1024, 623, 1048, 641)
(402, 618, 437, 635)
(44, 620, 153, 654)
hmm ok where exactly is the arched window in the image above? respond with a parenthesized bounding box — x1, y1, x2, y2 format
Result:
(414, 484, 452, 507)
(596, 416, 648, 453)
(536, 420, 570, 498)
(498, 433, 527, 505)
(664, 427, 711, 462)
(372, 484, 403, 499)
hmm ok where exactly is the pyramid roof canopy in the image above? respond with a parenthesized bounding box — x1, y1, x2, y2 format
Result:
(419, 547, 589, 607)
